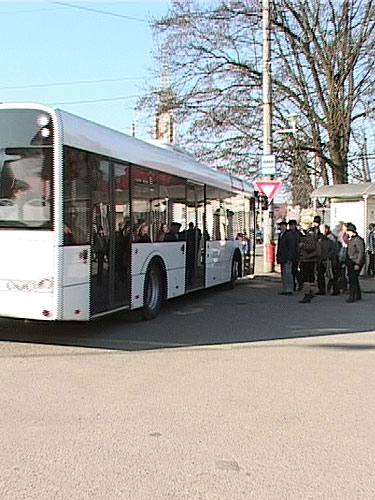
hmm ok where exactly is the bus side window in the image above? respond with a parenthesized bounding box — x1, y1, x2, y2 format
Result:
(63, 147, 90, 245)
(131, 167, 186, 242)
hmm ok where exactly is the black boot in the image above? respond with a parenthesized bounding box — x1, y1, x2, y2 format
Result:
(346, 293, 356, 303)
(299, 294, 311, 303)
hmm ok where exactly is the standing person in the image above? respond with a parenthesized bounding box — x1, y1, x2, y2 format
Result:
(115, 221, 131, 282)
(312, 215, 323, 239)
(298, 223, 320, 303)
(313, 215, 321, 226)
(276, 221, 294, 296)
(366, 223, 375, 276)
(115, 221, 125, 280)
(185, 222, 202, 285)
(317, 224, 337, 295)
(288, 219, 302, 291)
(326, 225, 341, 295)
(122, 223, 132, 281)
(337, 221, 349, 292)
(94, 226, 108, 283)
(186, 222, 196, 285)
(345, 222, 365, 303)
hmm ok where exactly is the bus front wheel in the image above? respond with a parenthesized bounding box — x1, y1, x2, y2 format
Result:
(142, 263, 164, 320)
(228, 255, 240, 289)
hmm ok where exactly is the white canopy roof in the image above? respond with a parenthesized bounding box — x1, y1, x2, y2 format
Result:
(311, 183, 375, 199)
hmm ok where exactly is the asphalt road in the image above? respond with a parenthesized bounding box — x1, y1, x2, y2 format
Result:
(1, 277, 375, 499)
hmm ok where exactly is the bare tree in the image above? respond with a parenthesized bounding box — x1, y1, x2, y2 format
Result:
(273, 0, 375, 184)
(142, 0, 375, 188)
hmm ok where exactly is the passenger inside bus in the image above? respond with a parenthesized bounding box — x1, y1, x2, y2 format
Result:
(115, 222, 131, 281)
(94, 226, 109, 283)
(11, 179, 30, 200)
(63, 225, 75, 245)
(156, 223, 169, 241)
(164, 222, 182, 241)
(137, 223, 151, 243)
(186, 222, 202, 285)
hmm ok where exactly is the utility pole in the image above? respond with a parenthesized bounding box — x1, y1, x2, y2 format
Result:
(262, 0, 275, 272)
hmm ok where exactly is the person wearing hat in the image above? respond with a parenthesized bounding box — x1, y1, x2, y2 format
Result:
(313, 215, 321, 227)
(312, 214, 323, 240)
(345, 222, 365, 302)
(164, 222, 182, 242)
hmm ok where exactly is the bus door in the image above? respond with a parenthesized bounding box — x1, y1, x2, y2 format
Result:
(185, 183, 205, 291)
(91, 160, 130, 314)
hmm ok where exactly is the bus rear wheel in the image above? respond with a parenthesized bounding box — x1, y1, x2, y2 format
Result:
(142, 263, 164, 320)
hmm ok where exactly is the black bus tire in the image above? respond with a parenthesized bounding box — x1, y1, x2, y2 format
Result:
(228, 254, 240, 289)
(141, 262, 164, 320)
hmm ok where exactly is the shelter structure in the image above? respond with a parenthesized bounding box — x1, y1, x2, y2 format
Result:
(311, 183, 375, 238)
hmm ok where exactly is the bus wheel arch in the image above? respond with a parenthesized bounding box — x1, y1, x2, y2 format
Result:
(141, 257, 167, 320)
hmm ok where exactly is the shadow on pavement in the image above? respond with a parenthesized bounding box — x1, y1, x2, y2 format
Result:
(305, 343, 375, 351)
(1, 276, 375, 353)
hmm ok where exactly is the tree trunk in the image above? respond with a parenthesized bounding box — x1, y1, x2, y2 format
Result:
(330, 148, 348, 184)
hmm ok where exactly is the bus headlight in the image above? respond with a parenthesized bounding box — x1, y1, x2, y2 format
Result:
(37, 114, 50, 127)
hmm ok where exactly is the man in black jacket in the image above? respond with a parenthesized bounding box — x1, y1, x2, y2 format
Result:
(288, 219, 302, 291)
(346, 223, 365, 302)
(276, 221, 295, 295)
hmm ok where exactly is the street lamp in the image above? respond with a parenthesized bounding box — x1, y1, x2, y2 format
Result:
(275, 113, 299, 135)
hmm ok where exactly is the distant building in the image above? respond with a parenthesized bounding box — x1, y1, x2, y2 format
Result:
(154, 59, 176, 143)
(155, 108, 175, 143)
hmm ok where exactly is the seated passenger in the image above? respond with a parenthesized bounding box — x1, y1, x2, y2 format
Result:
(11, 179, 30, 200)
(137, 223, 151, 243)
(63, 225, 75, 245)
(156, 223, 169, 242)
(164, 222, 182, 241)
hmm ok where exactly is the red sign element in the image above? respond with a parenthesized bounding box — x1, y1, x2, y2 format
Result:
(253, 180, 282, 200)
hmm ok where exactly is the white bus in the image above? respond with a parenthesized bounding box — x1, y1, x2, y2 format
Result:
(0, 103, 256, 321)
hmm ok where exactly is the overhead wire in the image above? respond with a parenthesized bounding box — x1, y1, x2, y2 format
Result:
(49, 1, 150, 23)
(0, 76, 149, 91)
(48, 94, 142, 105)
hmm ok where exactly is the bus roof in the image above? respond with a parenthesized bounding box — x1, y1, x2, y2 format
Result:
(0, 103, 254, 196)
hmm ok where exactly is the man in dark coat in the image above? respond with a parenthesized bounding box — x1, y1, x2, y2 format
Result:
(276, 221, 294, 295)
(345, 222, 365, 302)
(288, 219, 302, 291)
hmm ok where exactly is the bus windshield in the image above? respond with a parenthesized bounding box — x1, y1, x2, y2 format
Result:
(0, 109, 53, 229)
